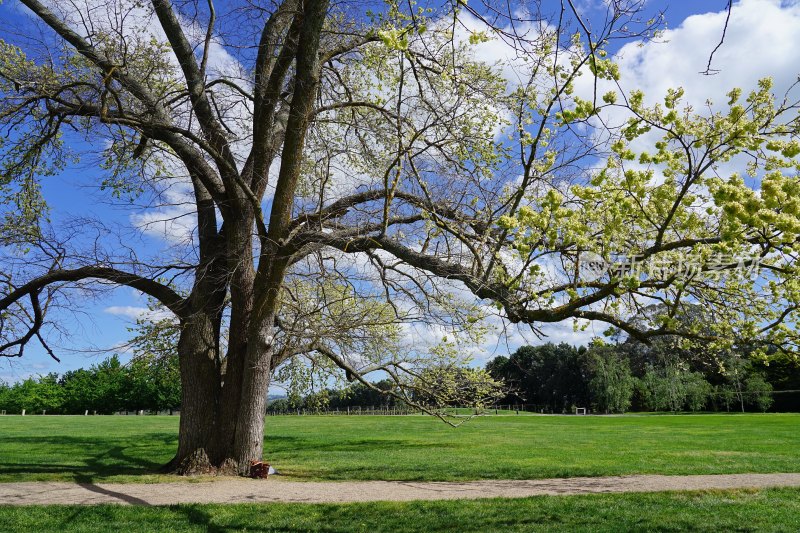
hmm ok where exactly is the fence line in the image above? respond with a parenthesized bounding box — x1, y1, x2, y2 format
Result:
(267, 405, 419, 416)
(1, 391, 799, 416)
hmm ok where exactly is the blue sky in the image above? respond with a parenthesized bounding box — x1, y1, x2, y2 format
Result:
(2, 0, 799, 382)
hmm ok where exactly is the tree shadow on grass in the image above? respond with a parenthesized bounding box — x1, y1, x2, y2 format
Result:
(170, 504, 375, 533)
(179, 505, 261, 533)
(2, 433, 457, 483)
(0, 433, 177, 482)
(164, 502, 525, 533)
(52, 506, 151, 531)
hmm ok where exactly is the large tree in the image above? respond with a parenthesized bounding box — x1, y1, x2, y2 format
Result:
(2, 0, 800, 475)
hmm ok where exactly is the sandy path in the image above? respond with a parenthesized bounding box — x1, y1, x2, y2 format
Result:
(1, 473, 799, 505)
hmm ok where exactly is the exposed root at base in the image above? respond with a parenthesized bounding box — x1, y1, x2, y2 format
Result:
(162, 451, 257, 478)
(216, 458, 240, 477)
(173, 449, 217, 476)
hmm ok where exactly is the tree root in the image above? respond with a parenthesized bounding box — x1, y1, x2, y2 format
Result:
(161, 450, 260, 478)
(166, 449, 219, 476)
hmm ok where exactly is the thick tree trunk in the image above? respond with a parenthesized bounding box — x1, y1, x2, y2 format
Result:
(232, 320, 275, 474)
(167, 310, 275, 477)
(165, 312, 223, 474)
(215, 215, 256, 465)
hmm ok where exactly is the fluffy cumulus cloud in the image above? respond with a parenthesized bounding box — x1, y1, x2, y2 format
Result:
(611, 0, 800, 108)
(104, 289, 172, 322)
(570, 0, 800, 131)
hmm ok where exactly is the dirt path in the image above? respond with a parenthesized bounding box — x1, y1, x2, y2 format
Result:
(1, 473, 800, 505)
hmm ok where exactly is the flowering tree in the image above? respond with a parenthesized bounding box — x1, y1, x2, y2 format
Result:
(1, 0, 799, 475)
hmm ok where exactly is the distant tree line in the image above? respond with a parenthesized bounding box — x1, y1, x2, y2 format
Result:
(267, 380, 402, 413)
(0, 354, 180, 414)
(487, 339, 800, 414)
(4, 337, 797, 416)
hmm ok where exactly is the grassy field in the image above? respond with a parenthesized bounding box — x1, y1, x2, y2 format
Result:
(0, 413, 798, 483)
(1, 488, 799, 532)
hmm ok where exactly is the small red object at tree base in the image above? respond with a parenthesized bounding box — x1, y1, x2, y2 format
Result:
(249, 460, 271, 479)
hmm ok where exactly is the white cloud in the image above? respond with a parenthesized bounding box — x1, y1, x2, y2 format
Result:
(572, 0, 800, 142)
(130, 185, 198, 245)
(104, 305, 171, 321)
(612, 0, 800, 108)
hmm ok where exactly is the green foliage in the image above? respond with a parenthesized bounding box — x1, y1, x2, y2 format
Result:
(638, 365, 711, 412)
(0, 353, 180, 414)
(59, 368, 100, 414)
(753, 351, 800, 411)
(0, 40, 63, 246)
(585, 342, 635, 413)
(744, 374, 774, 412)
(273, 380, 403, 412)
(0, 373, 63, 414)
(501, 73, 800, 353)
(270, 275, 497, 418)
(127, 353, 181, 413)
(487, 321, 794, 413)
(127, 315, 181, 412)
(684, 373, 714, 412)
(411, 365, 504, 410)
(487, 343, 589, 413)
(91, 356, 129, 413)
(0, 25, 181, 244)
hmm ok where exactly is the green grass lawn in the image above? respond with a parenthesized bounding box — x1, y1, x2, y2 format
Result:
(1, 488, 799, 532)
(0, 413, 798, 482)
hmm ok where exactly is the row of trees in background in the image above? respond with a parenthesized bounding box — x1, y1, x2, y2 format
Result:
(0, 354, 180, 414)
(4, 337, 798, 415)
(487, 340, 800, 414)
(267, 380, 401, 413)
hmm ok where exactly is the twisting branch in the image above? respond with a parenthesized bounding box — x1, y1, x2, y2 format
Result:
(17, 0, 230, 205)
(246, 0, 300, 193)
(701, 0, 733, 75)
(19, 0, 159, 105)
(0, 290, 48, 359)
(199, 0, 216, 78)
(0, 267, 189, 319)
(205, 79, 254, 101)
(310, 341, 474, 426)
(151, 0, 242, 195)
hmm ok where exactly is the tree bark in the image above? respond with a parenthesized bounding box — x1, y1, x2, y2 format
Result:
(215, 215, 257, 466)
(166, 316, 275, 476)
(165, 254, 274, 476)
(233, 320, 275, 474)
(166, 312, 222, 474)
